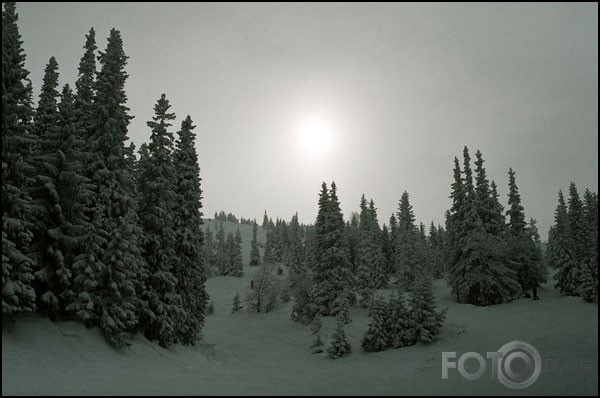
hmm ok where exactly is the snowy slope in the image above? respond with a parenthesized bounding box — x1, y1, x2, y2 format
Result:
(2, 223, 598, 395)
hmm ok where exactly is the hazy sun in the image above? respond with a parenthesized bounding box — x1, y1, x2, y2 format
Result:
(298, 118, 333, 157)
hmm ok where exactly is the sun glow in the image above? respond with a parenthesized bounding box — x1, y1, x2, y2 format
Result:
(297, 118, 333, 157)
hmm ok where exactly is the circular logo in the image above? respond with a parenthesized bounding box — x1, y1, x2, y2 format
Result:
(496, 341, 542, 389)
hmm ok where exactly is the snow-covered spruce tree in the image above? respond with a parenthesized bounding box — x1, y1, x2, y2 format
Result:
(246, 263, 279, 313)
(65, 27, 111, 328)
(452, 147, 480, 302)
(428, 222, 446, 279)
(394, 191, 423, 291)
(234, 229, 244, 275)
(447, 148, 520, 305)
(387, 289, 416, 348)
(355, 197, 375, 302)
(287, 213, 306, 290)
(474, 152, 506, 237)
(356, 196, 388, 304)
(410, 275, 446, 344)
(550, 190, 579, 296)
(290, 274, 315, 324)
(361, 294, 390, 352)
(249, 221, 261, 266)
(328, 314, 352, 359)
(418, 222, 434, 276)
(381, 224, 394, 275)
(446, 157, 466, 302)
(472, 153, 518, 303)
(387, 213, 398, 273)
(345, 211, 361, 275)
(2, 2, 38, 319)
(214, 223, 228, 275)
(73, 27, 97, 143)
(562, 182, 586, 296)
(28, 57, 66, 317)
(332, 290, 352, 324)
(578, 189, 598, 303)
(51, 86, 94, 311)
(172, 115, 209, 344)
(226, 230, 243, 277)
(506, 168, 546, 293)
(527, 218, 547, 285)
(567, 183, 586, 264)
(304, 182, 355, 320)
(263, 229, 275, 264)
(78, 29, 147, 346)
(31, 82, 94, 320)
(138, 94, 183, 347)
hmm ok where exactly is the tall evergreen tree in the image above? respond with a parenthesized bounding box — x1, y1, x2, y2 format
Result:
(138, 94, 182, 347)
(567, 183, 585, 262)
(447, 148, 520, 305)
(229, 230, 244, 277)
(428, 222, 445, 279)
(386, 214, 398, 273)
(263, 228, 275, 264)
(506, 168, 545, 293)
(566, 182, 587, 295)
(74, 27, 97, 141)
(356, 196, 387, 303)
(550, 190, 579, 295)
(66, 29, 107, 326)
(30, 79, 94, 320)
(66, 28, 109, 326)
(172, 115, 208, 344)
(2, 2, 38, 318)
(287, 214, 307, 293)
(52, 85, 94, 313)
(310, 182, 354, 318)
(345, 212, 361, 274)
(380, 224, 394, 275)
(64, 29, 147, 345)
(28, 57, 65, 317)
(91, 29, 147, 346)
(527, 218, 547, 284)
(446, 157, 465, 301)
(213, 223, 227, 275)
(474, 151, 505, 236)
(249, 222, 261, 266)
(394, 191, 422, 290)
(579, 189, 598, 302)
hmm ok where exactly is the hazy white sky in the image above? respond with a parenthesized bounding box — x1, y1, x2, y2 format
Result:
(16, 2, 598, 239)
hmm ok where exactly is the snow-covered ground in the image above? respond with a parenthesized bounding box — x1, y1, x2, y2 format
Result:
(2, 221, 597, 395)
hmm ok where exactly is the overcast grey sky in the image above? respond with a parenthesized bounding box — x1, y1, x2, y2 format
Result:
(16, 2, 598, 239)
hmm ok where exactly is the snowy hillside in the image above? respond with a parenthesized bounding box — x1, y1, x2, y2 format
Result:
(2, 222, 598, 395)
